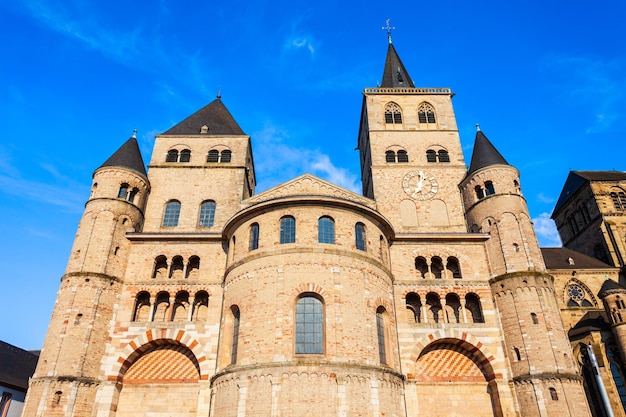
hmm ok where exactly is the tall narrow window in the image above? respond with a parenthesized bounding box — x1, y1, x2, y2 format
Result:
(446, 256, 462, 278)
(166, 149, 179, 162)
(384, 102, 402, 125)
(415, 256, 428, 278)
(207, 149, 219, 162)
(280, 216, 296, 244)
(318, 216, 335, 244)
(397, 150, 409, 162)
(132, 292, 151, 321)
(465, 293, 484, 323)
(231, 306, 240, 364)
(221, 150, 232, 162)
(475, 185, 485, 199)
(295, 295, 324, 354)
(406, 293, 422, 323)
(549, 387, 558, 401)
(162, 200, 181, 227)
(430, 256, 444, 278)
(199, 200, 216, 227)
(376, 306, 387, 364)
(531, 312, 538, 324)
(485, 181, 495, 195)
(418, 102, 436, 124)
(118, 183, 129, 199)
(179, 149, 191, 162)
(249, 223, 259, 250)
(128, 187, 138, 203)
(355, 223, 366, 251)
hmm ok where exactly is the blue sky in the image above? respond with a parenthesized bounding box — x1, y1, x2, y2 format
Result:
(0, 0, 624, 350)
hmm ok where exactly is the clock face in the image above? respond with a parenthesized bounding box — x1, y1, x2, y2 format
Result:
(402, 170, 438, 200)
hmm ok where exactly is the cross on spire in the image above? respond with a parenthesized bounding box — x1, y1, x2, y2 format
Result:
(382, 19, 395, 44)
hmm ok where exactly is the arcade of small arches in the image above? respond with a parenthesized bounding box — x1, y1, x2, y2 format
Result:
(165, 147, 232, 163)
(405, 291, 484, 324)
(384, 101, 437, 126)
(415, 256, 462, 279)
(384, 148, 450, 164)
(117, 183, 140, 203)
(152, 255, 200, 279)
(131, 290, 209, 322)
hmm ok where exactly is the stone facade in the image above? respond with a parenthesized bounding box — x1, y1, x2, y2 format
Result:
(21, 41, 626, 417)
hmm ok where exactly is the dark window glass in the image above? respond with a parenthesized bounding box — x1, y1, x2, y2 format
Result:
(318, 216, 335, 244)
(221, 150, 232, 163)
(384, 113, 394, 124)
(418, 111, 427, 124)
(355, 223, 366, 251)
(166, 150, 179, 162)
(118, 183, 129, 199)
(393, 112, 402, 124)
(426, 150, 437, 163)
(385, 150, 396, 163)
(475, 185, 485, 199)
(376, 307, 387, 364)
(397, 150, 409, 163)
(231, 306, 240, 364)
(427, 111, 436, 124)
(438, 150, 450, 162)
(198, 201, 216, 227)
(485, 181, 495, 195)
(295, 296, 323, 354)
(179, 149, 191, 162)
(207, 150, 219, 162)
(280, 216, 296, 244)
(249, 223, 259, 250)
(162, 201, 181, 227)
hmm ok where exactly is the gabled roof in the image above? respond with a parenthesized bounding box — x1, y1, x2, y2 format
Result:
(467, 129, 509, 175)
(99, 136, 147, 179)
(0, 341, 39, 391)
(162, 98, 245, 136)
(380, 43, 415, 88)
(541, 247, 615, 269)
(599, 279, 626, 297)
(552, 170, 626, 217)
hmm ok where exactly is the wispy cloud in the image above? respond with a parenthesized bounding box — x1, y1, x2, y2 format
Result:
(252, 121, 360, 193)
(533, 212, 561, 247)
(286, 36, 315, 56)
(536, 192, 555, 204)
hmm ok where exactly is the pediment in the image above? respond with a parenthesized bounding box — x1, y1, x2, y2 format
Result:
(244, 174, 376, 209)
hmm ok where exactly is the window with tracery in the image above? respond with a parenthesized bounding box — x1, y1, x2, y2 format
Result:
(384, 102, 402, 125)
(611, 190, 626, 211)
(418, 102, 436, 124)
(565, 281, 595, 307)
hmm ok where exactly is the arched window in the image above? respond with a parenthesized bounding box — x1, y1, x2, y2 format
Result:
(249, 223, 260, 250)
(437, 150, 450, 162)
(186, 256, 200, 278)
(431, 256, 444, 278)
(385, 150, 396, 162)
(132, 291, 151, 321)
(611, 190, 626, 211)
(415, 256, 428, 278)
(192, 291, 209, 321)
(485, 181, 495, 195)
(475, 185, 485, 200)
(384, 102, 402, 125)
(179, 149, 191, 162)
(199, 200, 216, 227)
(153, 255, 167, 279)
(426, 150, 437, 163)
(220, 150, 232, 162)
(418, 102, 436, 124)
(295, 294, 324, 354)
(397, 150, 409, 163)
(465, 293, 484, 323)
(231, 305, 240, 364)
(445, 293, 461, 323)
(153, 292, 170, 322)
(531, 312, 538, 324)
(169, 256, 184, 279)
(166, 149, 179, 162)
(376, 306, 387, 364)
(446, 256, 462, 279)
(549, 387, 558, 401)
(318, 216, 335, 244)
(128, 187, 138, 203)
(513, 347, 521, 361)
(172, 291, 190, 322)
(162, 200, 181, 227)
(355, 222, 366, 251)
(53, 391, 62, 405)
(118, 183, 129, 199)
(207, 149, 219, 162)
(426, 293, 442, 323)
(280, 216, 296, 244)
(406, 293, 422, 323)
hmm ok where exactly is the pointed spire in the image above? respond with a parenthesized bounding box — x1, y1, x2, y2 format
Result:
(99, 136, 147, 179)
(162, 98, 245, 135)
(380, 43, 415, 88)
(467, 128, 509, 175)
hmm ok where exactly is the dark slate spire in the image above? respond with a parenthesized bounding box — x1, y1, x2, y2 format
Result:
(162, 98, 245, 135)
(467, 126, 509, 175)
(99, 135, 147, 179)
(380, 43, 415, 88)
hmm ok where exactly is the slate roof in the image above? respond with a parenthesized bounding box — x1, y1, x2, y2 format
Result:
(162, 98, 245, 136)
(599, 279, 626, 296)
(380, 43, 415, 88)
(0, 341, 39, 391)
(552, 170, 626, 217)
(99, 136, 147, 179)
(467, 129, 509, 175)
(541, 247, 614, 269)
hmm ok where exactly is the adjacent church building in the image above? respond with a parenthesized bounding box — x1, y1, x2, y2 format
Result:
(21, 38, 626, 417)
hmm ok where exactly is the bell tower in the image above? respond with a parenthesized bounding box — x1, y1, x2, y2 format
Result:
(356, 37, 467, 232)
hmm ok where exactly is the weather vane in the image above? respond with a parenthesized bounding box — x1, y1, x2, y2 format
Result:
(382, 19, 395, 44)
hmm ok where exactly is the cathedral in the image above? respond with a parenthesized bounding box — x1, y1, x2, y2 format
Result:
(21, 36, 626, 417)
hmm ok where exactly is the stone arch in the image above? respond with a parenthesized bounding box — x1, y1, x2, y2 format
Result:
(291, 283, 329, 300)
(563, 278, 597, 307)
(110, 331, 210, 382)
(429, 199, 449, 226)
